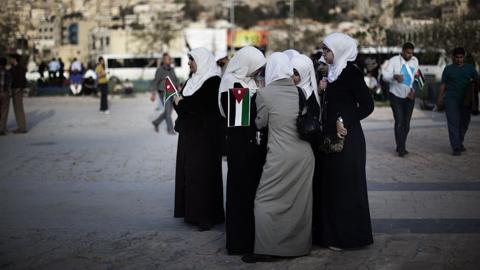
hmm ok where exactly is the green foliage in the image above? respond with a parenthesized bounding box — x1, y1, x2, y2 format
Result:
(233, 0, 335, 28)
(131, 11, 181, 54)
(387, 18, 480, 65)
(295, 0, 334, 21)
(295, 28, 324, 53)
(235, 5, 262, 29)
(182, 0, 204, 21)
(0, 7, 20, 55)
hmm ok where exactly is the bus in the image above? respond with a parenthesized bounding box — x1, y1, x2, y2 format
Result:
(102, 53, 190, 84)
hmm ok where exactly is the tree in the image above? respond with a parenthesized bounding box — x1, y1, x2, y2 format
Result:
(131, 11, 182, 54)
(295, 28, 325, 53)
(0, 6, 20, 55)
(388, 18, 480, 65)
(181, 0, 204, 21)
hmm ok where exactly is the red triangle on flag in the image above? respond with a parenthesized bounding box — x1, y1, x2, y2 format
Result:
(231, 88, 248, 103)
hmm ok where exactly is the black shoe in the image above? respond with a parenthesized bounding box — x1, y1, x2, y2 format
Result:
(460, 145, 466, 152)
(452, 150, 461, 156)
(152, 122, 159, 132)
(241, 254, 279, 263)
(398, 150, 408, 157)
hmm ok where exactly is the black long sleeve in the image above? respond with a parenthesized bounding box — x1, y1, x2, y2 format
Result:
(174, 76, 221, 117)
(324, 62, 374, 133)
(351, 65, 374, 122)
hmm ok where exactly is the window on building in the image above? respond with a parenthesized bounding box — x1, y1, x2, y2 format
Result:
(68, 23, 79, 44)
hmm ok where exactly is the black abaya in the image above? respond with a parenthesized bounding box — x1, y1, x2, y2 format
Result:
(221, 83, 267, 254)
(173, 76, 224, 227)
(312, 62, 375, 248)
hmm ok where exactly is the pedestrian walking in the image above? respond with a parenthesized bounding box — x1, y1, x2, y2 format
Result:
(0, 57, 12, 135)
(151, 53, 178, 134)
(9, 54, 27, 133)
(173, 47, 224, 231)
(218, 46, 266, 255)
(437, 47, 479, 156)
(96, 57, 109, 114)
(382, 42, 419, 157)
(242, 52, 315, 263)
(313, 33, 374, 250)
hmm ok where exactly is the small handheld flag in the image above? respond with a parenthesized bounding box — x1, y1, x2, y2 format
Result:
(228, 88, 250, 127)
(413, 69, 428, 99)
(415, 69, 425, 89)
(164, 76, 178, 102)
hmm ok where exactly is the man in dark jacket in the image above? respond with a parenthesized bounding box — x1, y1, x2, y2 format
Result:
(150, 53, 179, 134)
(10, 54, 27, 133)
(0, 56, 12, 135)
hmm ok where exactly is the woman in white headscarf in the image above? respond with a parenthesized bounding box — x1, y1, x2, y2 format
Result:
(242, 52, 315, 263)
(291, 54, 320, 104)
(313, 33, 374, 250)
(172, 47, 224, 231)
(283, 49, 300, 60)
(218, 46, 266, 255)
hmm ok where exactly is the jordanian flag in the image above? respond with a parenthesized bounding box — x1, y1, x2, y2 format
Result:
(164, 76, 178, 102)
(228, 88, 250, 127)
(415, 69, 425, 89)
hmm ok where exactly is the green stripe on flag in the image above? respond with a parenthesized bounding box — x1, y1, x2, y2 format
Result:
(165, 91, 175, 102)
(241, 91, 249, 126)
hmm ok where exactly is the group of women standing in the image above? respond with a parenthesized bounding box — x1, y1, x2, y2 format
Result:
(172, 32, 375, 262)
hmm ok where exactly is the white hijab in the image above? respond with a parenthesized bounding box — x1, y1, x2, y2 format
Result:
(291, 54, 319, 103)
(322, 32, 358, 83)
(182, 47, 220, 97)
(218, 46, 266, 117)
(283, 49, 300, 60)
(265, 52, 293, 86)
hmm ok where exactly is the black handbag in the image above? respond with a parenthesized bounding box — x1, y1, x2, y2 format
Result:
(296, 87, 321, 142)
(316, 90, 344, 154)
(316, 133, 344, 154)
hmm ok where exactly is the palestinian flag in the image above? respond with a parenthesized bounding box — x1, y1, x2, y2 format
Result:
(415, 69, 425, 89)
(164, 76, 178, 102)
(228, 88, 250, 127)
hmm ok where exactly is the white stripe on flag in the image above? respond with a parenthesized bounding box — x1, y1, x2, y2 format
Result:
(234, 99, 243, 126)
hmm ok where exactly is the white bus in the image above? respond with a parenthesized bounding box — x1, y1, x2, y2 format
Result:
(102, 53, 190, 83)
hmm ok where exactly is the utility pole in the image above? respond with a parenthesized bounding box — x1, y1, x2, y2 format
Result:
(289, 0, 295, 48)
(230, 0, 235, 55)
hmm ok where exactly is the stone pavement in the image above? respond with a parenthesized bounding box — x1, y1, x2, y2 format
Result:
(0, 94, 479, 269)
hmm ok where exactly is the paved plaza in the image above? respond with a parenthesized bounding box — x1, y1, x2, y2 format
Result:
(0, 94, 479, 269)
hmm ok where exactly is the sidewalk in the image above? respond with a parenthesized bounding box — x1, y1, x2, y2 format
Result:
(0, 95, 479, 269)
